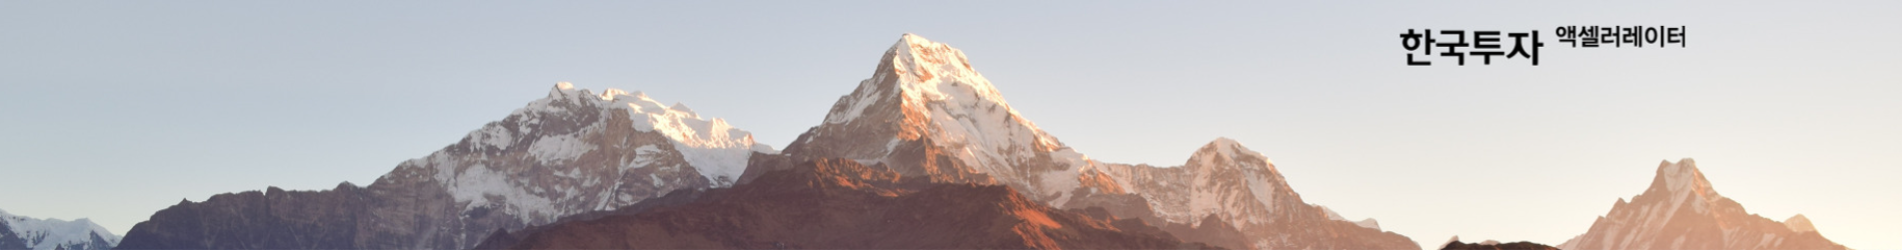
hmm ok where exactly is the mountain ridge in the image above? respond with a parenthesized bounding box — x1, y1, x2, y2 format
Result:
(471, 158, 1220, 250)
(0, 209, 119, 250)
(1557, 158, 1850, 250)
(117, 84, 772, 250)
(781, 34, 1418, 250)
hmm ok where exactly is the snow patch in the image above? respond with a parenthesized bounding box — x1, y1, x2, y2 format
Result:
(435, 162, 558, 224)
(626, 145, 663, 170)
(527, 132, 594, 164)
(826, 79, 884, 124)
(1245, 169, 1279, 216)
(600, 89, 763, 187)
(466, 125, 514, 151)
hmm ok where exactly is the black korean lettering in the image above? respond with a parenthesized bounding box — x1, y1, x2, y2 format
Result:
(1599, 26, 1618, 48)
(1556, 26, 1578, 47)
(1644, 26, 1662, 48)
(1580, 26, 1600, 47)
(1436, 30, 1468, 65)
(1666, 26, 1686, 47)
(1401, 29, 1431, 66)
(1621, 26, 1642, 47)
(1470, 31, 1506, 65)
(1508, 31, 1542, 66)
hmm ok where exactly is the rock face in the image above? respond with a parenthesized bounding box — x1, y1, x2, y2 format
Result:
(781, 34, 1416, 250)
(115, 84, 774, 250)
(473, 158, 1217, 250)
(1556, 159, 1849, 250)
(0, 209, 119, 250)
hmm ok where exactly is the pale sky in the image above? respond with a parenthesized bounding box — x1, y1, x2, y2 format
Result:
(2, 1, 1897, 250)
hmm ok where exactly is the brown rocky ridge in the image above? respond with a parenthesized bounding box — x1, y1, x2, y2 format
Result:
(1438, 239, 1559, 250)
(473, 157, 1220, 250)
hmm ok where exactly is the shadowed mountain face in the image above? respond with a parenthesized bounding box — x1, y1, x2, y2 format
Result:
(473, 158, 1219, 250)
(1558, 159, 1849, 250)
(1438, 240, 1559, 250)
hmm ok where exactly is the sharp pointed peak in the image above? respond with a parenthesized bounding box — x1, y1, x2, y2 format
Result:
(893, 33, 951, 51)
(547, 82, 592, 99)
(826, 33, 1017, 126)
(879, 33, 981, 85)
(1195, 137, 1252, 155)
(1188, 137, 1278, 171)
(1643, 157, 1724, 204)
(889, 33, 940, 54)
(1655, 158, 1706, 182)
(1206, 137, 1242, 147)
(898, 33, 930, 44)
(1785, 214, 1817, 233)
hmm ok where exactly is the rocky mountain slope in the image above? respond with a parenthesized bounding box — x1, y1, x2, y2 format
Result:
(780, 33, 1416, 250)
(1556, 158, 1849, 250)
(473, 158, 1219, 250)
(115, 83, 773, 250)
(0, 209, 118, 250)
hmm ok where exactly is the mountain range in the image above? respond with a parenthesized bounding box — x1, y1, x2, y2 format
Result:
(0, 209, 119, 250)
(94, 34, 1854, 250)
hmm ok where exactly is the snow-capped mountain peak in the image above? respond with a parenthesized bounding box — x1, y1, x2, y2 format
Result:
(495, 82, 768, 179)
(883, 33, 1002, 102)
(1189, 137, 1280, 173)
(782, 34, 1418, 250)
(120, 82, 781, 250)
(374, 82, 771, 246)
(1160, 138, 1303, 226)
(0, 209, 120, 250)
(799, 34, 1064, 178)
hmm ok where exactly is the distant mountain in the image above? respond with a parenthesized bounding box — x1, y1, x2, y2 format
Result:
(1321, 206, 1381, 230)
(472, 158, 1219, 250)
(0, 209, 118, 250)
(779, 33, 1416, 250)
(116, 83, 774, 249)
(1557, 158, 1849, 250)
(1436, 236, 1558, 250)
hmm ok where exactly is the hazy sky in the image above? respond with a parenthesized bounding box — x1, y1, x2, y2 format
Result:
(2, 1, 1897, 249)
